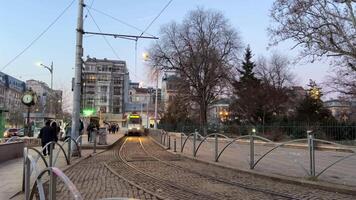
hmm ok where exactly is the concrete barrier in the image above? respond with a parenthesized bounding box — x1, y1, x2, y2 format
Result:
(0, 141, 24, 163)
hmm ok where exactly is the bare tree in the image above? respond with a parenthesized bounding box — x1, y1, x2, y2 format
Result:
(326, 65, 356, 95)
(256, 53, 295, 88)
(269, 0, 356, 67)
(149, 8, 242, 135)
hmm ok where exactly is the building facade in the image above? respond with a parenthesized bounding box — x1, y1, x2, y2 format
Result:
(324, 99, 356, 122)
(0, 72, 26, 130)
(161, 74, 180, 111)
(26, 80, 63, 128)
(82, 57, 129, 123)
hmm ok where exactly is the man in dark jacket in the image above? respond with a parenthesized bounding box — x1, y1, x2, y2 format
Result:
(38, 120, 55, 156)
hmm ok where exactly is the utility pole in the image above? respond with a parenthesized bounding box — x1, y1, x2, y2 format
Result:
(154, 73, 158, 129)
(71, 0, 84, 156)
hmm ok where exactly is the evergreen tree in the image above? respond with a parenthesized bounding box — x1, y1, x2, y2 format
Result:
(294, 80, 335, 122)
(238, 46, 259, 83)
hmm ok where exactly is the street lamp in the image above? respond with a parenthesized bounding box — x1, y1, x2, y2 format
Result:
(143, 52, 159, 129)
(38, 61, 54, 89)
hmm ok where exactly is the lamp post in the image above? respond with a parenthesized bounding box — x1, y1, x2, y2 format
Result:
(39, 62, 54, 89)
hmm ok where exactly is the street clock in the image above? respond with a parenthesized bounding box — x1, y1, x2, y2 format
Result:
(21, 91, 36, 106)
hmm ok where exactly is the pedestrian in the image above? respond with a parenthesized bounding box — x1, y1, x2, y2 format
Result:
(87, 122, 94, 142)
(51, 121, 59, 143)
(38, 120, 55, 156)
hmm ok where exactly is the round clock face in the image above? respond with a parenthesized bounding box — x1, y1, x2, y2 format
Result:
(22, 94, 33, 104)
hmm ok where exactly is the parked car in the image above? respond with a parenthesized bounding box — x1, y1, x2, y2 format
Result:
(3, 128, 20, 138)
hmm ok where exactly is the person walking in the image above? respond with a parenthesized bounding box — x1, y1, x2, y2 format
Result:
(38, 120, 55, 156)
(87, 122, 94, 142)
(51, 121, 59, 143)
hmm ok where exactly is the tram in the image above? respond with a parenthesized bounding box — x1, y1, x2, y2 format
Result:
(127, 113, 144, 136)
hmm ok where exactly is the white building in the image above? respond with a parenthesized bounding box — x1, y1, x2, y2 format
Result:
(82, 57, 129, 124)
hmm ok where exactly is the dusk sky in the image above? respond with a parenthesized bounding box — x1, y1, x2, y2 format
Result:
(0, 0, 332, 93)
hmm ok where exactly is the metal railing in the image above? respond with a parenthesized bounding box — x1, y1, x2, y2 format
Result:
(152, 129, 356, 180)
(22, 136, 83, 199)
(23, 147, 83, 200)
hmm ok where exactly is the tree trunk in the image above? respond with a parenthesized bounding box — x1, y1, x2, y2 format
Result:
(200, 102, 208, 136)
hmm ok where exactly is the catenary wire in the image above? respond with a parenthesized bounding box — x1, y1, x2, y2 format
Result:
(86, 8, 121, 59)
(85, 8, 140, 79)
(89, 7, 156, 37)
(0, 0, 76, 72)
(140, 0, 174, 37)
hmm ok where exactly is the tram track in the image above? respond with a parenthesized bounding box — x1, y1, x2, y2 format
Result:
(138, 137, 298, 200)
(111, 136, 294, 200)
(111, 137, 223, 200)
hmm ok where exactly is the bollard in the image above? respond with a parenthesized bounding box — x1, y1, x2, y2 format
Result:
(168, 135, 171, 149)
(93, 130, 97, 153)
(174, 138, 177, 152)
(308, 131, 316, 177)
(215, 133, 218, 162)
(193, 130, 197, 157)
(249, 133, 255, 169)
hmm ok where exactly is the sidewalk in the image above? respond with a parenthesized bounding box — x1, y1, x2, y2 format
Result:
(0, 132, 124, 200)
(156, 133, 356, 188)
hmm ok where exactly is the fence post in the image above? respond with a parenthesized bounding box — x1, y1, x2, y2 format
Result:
(49, 168, 57, 200)
(49, 143, 54, 167)
(93, 130, 97, 153)
(180, 133, 183, 152)
(22, 147, 27, 192)
(68, 137, 71, 165)
(215, 132, 218, 162)
(308, 130, 316, 177)
(249, 129, 255, 169)
(168, 135, 171, 149)
(174, 138, 177, 152)
(24, 150, 30, 200)
(193, 130, 197, 157)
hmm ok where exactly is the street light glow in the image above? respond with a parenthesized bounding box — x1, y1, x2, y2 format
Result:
(142, 52, 149, 61)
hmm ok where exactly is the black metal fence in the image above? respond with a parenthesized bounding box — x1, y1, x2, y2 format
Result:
(158, 122, 356, 145)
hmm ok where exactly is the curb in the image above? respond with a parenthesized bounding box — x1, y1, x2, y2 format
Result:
(149, 134, 356, 196)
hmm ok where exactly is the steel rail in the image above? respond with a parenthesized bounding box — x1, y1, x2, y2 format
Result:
(116, 137, 220, 200)
(141, 137, 298, 200)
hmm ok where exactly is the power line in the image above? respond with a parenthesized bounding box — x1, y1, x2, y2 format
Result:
(140, 0, 174, 37)
(85, 8, 140, 80)
(0, 0, 76, 72)
(86, 8, 121, 59)
(89, 7, 156, 37)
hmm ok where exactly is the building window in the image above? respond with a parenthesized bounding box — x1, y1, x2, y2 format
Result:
(100, 96, 107, 103)
(113, 87, 121, 95)
(101, 86, 107, 92)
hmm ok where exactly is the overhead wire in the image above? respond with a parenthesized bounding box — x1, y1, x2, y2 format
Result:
(89, 7, 156, 37)
(0, 0, 76, 72)
(140, 0, 174, 37)
(86, 7, 121, 59)
(85, 8, 140, 79)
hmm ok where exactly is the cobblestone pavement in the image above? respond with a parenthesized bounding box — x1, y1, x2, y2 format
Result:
(142, 137, 355, 200)
(55, 146, 160, 200)
(54, 136, 355, 200)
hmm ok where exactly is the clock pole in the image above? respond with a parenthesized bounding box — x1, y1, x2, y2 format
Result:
(26, 106, 31, 137)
